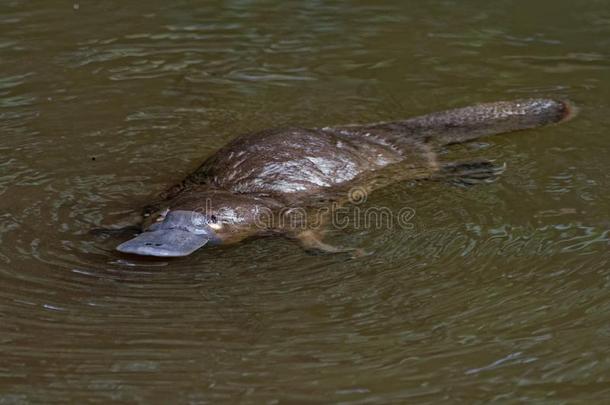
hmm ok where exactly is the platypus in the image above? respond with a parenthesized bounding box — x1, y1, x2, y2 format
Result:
(116, 98, 572, 257)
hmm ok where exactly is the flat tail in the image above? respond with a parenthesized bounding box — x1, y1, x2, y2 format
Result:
(357, 98, 575, 146)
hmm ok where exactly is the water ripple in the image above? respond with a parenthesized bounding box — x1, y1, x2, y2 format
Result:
(1, 0, 609, 403)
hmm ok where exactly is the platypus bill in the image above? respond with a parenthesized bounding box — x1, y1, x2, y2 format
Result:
(116, 98, 573, 257)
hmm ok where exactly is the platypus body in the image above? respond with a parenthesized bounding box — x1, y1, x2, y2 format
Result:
(116, 99, 572, 257)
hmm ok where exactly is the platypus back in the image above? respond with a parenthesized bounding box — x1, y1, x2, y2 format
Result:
(182, 98, 571, 197)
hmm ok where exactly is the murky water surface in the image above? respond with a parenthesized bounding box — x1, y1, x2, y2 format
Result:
(1, 0, 609, 402)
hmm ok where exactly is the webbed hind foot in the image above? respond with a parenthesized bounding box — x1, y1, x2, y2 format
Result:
(435, 159, 506, 187)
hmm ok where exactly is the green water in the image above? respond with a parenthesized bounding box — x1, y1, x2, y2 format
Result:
(1, 0, 609, 403)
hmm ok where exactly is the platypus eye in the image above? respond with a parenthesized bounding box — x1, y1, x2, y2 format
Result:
(208, 215, 222, 231)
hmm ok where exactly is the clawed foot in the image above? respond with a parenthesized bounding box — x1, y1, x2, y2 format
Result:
(437, 159, 506, 187)
(293, 230, 370, 258)
(90, 225, 141, 238)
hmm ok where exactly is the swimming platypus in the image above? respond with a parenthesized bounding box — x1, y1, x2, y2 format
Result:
(116, 98, 572, 257)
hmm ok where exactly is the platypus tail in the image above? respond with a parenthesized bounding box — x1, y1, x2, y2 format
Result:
(363, 98, 574, 146)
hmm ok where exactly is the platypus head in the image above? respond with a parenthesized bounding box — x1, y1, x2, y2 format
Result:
(116, 189, 278, 257)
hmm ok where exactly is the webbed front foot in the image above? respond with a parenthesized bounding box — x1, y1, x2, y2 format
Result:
(90, 225, 142, 238)
(292, 230, 369, 258)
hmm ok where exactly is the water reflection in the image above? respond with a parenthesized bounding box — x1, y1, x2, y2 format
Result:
(1, 0, 609, 402)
